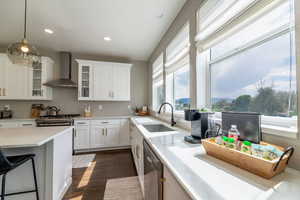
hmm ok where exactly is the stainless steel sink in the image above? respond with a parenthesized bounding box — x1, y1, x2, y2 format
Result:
(142, 124, 175, 132)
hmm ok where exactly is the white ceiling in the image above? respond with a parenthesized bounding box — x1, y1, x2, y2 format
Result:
(0, 0, 186, 61)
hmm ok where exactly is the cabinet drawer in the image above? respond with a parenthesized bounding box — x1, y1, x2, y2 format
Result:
(75, 120, 90, 126)
(20, 122, 36, 127)
(91, 119, 120, 126)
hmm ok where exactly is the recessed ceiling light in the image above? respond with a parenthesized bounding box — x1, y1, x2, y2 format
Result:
(44, 29, 54, 34)
(104, 37, 111, 41)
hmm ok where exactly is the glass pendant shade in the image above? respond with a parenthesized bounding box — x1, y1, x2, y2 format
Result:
(6, 0, 40, 66)
(7, 38, 41, 65)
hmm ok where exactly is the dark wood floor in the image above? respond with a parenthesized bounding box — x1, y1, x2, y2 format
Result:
(63, 149, 137, 200)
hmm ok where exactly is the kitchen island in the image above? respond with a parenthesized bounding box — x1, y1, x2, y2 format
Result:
(0, 127, 73, 200)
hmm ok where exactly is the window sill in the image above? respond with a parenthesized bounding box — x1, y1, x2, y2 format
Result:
(150, 110, 298, 139)
(261, 125, 297, 139)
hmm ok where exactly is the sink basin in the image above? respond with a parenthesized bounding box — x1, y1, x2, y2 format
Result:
(142, 124, 175, 132)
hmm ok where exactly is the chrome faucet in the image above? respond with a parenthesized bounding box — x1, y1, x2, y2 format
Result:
(158, 102, 176, 126)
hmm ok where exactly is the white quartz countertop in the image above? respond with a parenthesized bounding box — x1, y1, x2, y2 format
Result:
(0, 118, 36, 122)
(74, 115, 132, 120)
(0, 126, 73, 148)
(131, 117, 300, 200)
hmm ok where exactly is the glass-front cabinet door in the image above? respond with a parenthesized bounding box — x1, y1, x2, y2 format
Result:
(32, 62, 43, 97)
(79, 65, 93, 100)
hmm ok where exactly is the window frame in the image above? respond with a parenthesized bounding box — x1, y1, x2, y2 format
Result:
(152, 53, 164, 111)
(166, 64, 190, 112)
(197, 0, 297, 131)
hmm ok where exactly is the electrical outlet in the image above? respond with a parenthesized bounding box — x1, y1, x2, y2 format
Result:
(98, 105, 103, 110)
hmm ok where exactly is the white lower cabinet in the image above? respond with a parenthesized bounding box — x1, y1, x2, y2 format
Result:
(0, 120, 36, 128)
(74, 121, 90, 150)
(120, 119, 130, 146)
(164, 166, 192, 200)
(105, 125, 120, 146)
(130, 122, 144, 195)
(74, 118, 130, 151)
(90, 125, 106, 148)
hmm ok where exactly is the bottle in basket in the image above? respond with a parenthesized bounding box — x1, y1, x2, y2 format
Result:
(228, 125, 240, 141)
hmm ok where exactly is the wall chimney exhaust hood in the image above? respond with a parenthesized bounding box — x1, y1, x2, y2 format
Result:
(44, 52, 77, 88)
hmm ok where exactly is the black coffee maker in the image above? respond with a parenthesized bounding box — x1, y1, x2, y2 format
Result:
(184, 109, 214, 144)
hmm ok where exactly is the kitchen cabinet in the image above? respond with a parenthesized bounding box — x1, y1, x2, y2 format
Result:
(93, 62, 114, 100)
(130, 122, 144, 195)
(74, 118, 130, 151)
(76, 59, 131, 101)
(90, 120, 120, 148)
(120, 119, 130, 146)
(163, 166, 192, 200)
(105, 125, 120, 146)
(74, 121, 90, 150)
(112, 64, 131, 101)
(28, 57, 54, 100)
(0, 53, 53, 100)
(0, 55, 7, 97)
(78, 64, 93, 100)
(90, 125, 106, 148)
(0, 120, 36, 128)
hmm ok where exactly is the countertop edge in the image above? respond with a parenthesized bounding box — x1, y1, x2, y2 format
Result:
(0, 126, 74, 148)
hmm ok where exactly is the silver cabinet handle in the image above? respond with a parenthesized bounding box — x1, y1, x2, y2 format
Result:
(74, 130, 77, 137)
(101, 121, 109, 124)
(22, 124, 33, 126)
(0, 88, 2, 96)
(105, 128, 108, 136)
(77, 122, 87, 125)
(3, 88, 6, 96)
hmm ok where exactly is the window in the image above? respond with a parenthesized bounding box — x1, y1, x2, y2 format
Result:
(152, 53, 164, 111)
(165, 24, 191, 111)
(196, 0, 297, 129)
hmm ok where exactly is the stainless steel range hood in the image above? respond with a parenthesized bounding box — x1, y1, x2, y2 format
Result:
(44, 52, 77, 88)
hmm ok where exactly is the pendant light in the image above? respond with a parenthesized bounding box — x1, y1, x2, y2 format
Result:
(7, 0, 41, 66)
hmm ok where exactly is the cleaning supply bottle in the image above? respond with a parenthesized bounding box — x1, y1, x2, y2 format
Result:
(228, 125, 240, 141)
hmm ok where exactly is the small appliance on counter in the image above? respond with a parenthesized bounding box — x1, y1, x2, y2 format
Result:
(46, 106, 61, 117)
(0, 110, 13, 119)
(184, 109, 214, 144)
(0, 105, 13, 119)
(31, 104, 44, 118)
(84, 104, 92, 117)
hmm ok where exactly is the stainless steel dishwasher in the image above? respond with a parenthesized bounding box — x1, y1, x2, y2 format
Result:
(143, 140, 163, 200)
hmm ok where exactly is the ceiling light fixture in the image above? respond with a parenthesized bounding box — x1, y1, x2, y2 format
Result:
(44, 28, 54, 34)
(6, 0, 40, 66)
(104, 37, 112, 41)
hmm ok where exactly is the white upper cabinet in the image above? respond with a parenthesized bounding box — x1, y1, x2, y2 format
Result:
(28, 57, 53, 100)
(76, 59, 131, 101)
(113, 64, 131, 101)
(78, 64, 93, 100)
(0, 53, 53, 100)
(93, 62, 114, 100)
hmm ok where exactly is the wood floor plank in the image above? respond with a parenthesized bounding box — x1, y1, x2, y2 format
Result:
(63, 149, 137, 200)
